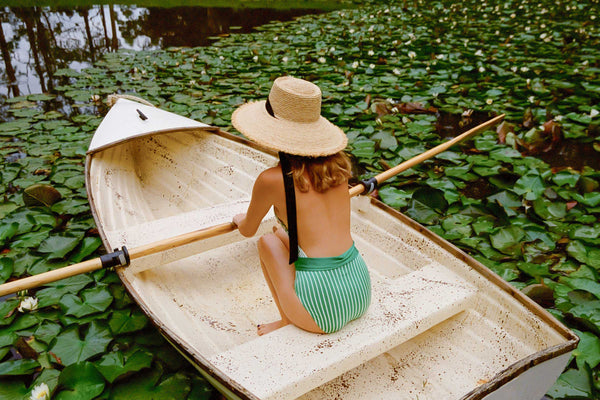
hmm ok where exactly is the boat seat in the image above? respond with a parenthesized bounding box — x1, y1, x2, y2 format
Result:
(208, 262, 478, 400)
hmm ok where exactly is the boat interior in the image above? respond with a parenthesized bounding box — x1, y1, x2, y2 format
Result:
(86, 128, 574, 400)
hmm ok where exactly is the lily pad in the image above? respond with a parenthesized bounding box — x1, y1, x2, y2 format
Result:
(50, 321, 112, 367)
(23, 184, 62, 207)
(54, 362, 105, 400)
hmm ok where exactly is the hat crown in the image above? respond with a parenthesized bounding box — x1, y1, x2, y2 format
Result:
(268, 76, 321, 123)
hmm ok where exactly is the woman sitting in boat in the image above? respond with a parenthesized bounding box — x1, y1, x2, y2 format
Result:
(232, 76, 371, 336)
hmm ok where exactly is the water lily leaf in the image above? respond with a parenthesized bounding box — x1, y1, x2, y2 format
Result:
(405, 198, 440, 225)
(532, 197, 566, 220)
(37, 233, 83, 259)
(23, 184, 62, 207)
(0, 379, 28, 399)
(513, 173, 546, 200)
(572, 329, 600, 370)
(109, 369, 191, 400)
(0, 222, 19, 245)
(414, 186, 449, 212)
(51, 198, 91, 216)
(567, 240, 600, 269)
(0, 359, 40, 376)
(70, 237, 103, 263)
(0, 299, 19, 326)
(11, 227, 53, 249)
(59, 286, 113, 318)
(0, 258, 13, 284)
(36, 275, 94, 308)
(569, 224, 600, 242)
(50, 321, 112, 366)
(561, 277, 600, 300)
(34, 321, 62, 345)
(378, 186, 411, 209)
(188, 374, 214, 400)
(0, 120, 30, 134)
(55, 362, 105, 400)
(569, 300, 600, 332)
(109, 308, 148, 335)
(371, 130, 397, 150)
(552, 170, 580, 187)
(0, 202, 18, 219)
(95, 349, 153, 383)
(546, 367, 594, 399)
(489, 226, 525, 255)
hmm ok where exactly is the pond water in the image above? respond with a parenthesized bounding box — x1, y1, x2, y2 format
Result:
(0, 4, 329, 98)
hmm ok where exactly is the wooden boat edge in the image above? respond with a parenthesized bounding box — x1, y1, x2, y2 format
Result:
(84, 126, 579, 400)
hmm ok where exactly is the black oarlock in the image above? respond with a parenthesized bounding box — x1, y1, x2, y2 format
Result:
(100, 246, 130, 269)
(359, 177, 378, 195)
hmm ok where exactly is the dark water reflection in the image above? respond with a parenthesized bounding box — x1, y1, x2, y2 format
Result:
(0, 5, 325, 98)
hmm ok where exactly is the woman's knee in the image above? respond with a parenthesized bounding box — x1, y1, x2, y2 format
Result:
(258, 233, 284, 256)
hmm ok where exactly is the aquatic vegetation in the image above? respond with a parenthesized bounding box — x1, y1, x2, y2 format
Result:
(0, 0, 599, 398)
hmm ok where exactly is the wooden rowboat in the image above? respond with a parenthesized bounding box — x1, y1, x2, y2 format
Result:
(85, 98, 578, 400)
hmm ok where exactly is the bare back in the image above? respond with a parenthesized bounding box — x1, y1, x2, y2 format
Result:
(270, 166, 353, 258)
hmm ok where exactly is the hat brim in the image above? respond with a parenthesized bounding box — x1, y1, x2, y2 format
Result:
(231, 100, 347, 157)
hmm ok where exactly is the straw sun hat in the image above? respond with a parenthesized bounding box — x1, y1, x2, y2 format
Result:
(231, 76, 347, 157)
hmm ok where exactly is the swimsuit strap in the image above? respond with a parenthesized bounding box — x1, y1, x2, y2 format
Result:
(279, 152, 299, 264)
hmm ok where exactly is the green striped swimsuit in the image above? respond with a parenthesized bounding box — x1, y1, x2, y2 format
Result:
(294, 244, 371, 334)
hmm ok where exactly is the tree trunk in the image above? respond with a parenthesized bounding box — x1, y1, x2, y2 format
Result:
(0, 14, 20, 96)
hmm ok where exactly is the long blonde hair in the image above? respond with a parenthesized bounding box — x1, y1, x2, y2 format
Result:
(286, 152, 352, 193)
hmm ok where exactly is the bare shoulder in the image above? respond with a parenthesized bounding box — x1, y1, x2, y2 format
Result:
(256, 166, 283, 189)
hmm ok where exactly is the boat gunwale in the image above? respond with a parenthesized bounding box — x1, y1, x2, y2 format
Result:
(85, 125, 578, 400)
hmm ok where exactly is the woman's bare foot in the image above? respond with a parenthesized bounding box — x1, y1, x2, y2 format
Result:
(257, 320, 289, 336)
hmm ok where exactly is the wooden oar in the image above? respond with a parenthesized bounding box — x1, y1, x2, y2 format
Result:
(0, 114, 504, 296)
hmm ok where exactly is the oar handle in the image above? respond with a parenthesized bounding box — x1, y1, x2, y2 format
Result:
(349, 114, 505, 197)
(0, 258, 102, 297)
(0, 222, 238, 297)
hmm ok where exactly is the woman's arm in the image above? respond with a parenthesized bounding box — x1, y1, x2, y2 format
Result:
(233, 168, 280, 237)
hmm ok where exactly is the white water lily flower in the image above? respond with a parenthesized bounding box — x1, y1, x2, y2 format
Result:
(391, 51, 397, 56)
(368, 50, 375, 56)
(282, 57, 288, 63)
(555, 115, 564, 121)
(511, 66, 518, 72)
(352, 61, 359, 68)
(486, 99, 493, 105)
(252, 55, 258, 62)
(591, 109, 599, 118)
(393, 68, 402, 75)
(475, 49, 483, 56)
(273, 36, 278, 41)
(528, 96, 535, 103)
(520, 66, 530, 72)
(329, 47, 335, 53)
(349, 29, 355, 34)
(18, 296, 38, 313)
(436, 54, 446, 60)
(369, 63, 375, 69)
(30, 383, 49, 400)
(526, 78, 531, 85)
(318, 57, 326, 64)
(510, 13, 516, 18)
(408, 51, 416, 59)
(479, 66, 486, 73)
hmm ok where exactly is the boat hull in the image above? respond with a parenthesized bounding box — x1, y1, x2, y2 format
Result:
(85, 99, 578, 400)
